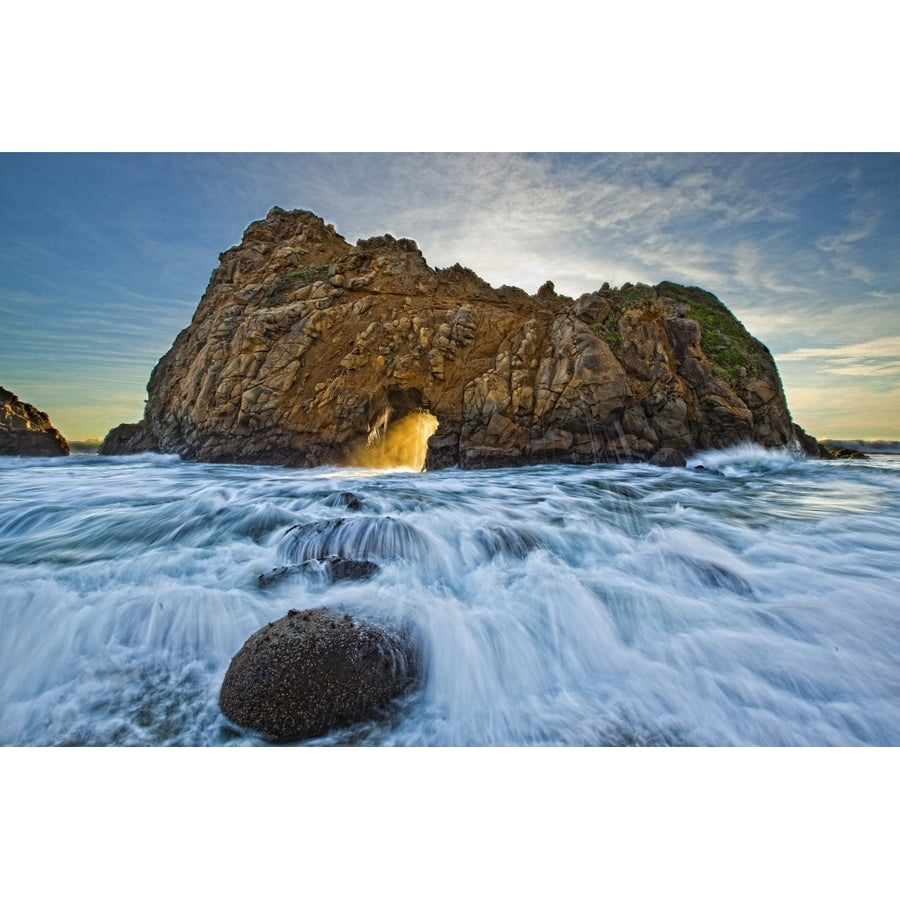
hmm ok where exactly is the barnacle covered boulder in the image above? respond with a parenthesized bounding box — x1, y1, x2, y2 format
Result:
(219, 607, 419, 743)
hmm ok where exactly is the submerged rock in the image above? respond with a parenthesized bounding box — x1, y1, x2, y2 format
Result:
(101, 208, 808, 468)
(649, 447, 687, 467)
(324, 491, 362, 510)
(0, 386, 69, 457)
(279, 515, 433, 565)
(219, 608, 419, 742)
(258, 557, 380, 587)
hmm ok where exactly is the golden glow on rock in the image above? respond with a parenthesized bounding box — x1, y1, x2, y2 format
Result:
(348, 410, 439, 470)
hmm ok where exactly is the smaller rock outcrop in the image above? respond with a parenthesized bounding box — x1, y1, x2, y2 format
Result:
(822, 444, 869, 460)
(219, 608, 419, 742)
(98, 422, 149, 455)
(0, 387, 69, 457)
(258, 557, 380, 587)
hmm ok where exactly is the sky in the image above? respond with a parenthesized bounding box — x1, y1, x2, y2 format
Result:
(1, 152, 898, 441)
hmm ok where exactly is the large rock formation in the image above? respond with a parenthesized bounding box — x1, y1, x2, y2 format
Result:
(101, 207, 806, 468)
(1, 387, 70, 457)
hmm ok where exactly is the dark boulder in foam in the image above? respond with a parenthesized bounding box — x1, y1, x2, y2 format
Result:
(323, 491, 362, 510)
(468, 524, 543, 560)
(258, 557, 380, 588)
(219, 608, 420, 743)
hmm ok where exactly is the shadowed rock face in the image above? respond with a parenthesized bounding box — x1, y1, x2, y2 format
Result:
(1, 387, 70, 457)
(100, 207, 803, 468)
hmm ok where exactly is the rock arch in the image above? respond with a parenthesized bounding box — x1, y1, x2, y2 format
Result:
(99, 208, 803, 469)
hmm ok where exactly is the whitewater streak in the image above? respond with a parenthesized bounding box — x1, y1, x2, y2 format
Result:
(1, 445, 898, 746)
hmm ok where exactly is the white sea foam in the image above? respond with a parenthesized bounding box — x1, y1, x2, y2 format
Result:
(1, 447, 898, 746)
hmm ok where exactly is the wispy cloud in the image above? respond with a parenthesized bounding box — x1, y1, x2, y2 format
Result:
(780, 336, 900, 368)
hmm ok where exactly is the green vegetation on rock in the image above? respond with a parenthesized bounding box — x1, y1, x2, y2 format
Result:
(580, 280, 770, 385)
(263, 264, 332, 307)
(656, 280, 766, 385)
(588, 282, 653, 356)
(590, 321, 622, 350)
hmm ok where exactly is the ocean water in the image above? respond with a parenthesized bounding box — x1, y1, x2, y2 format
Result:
(1, 445, 898, 747)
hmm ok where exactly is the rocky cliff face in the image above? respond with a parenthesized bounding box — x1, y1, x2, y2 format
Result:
(101, 207, 804, 469)
(1, 387, 70, 457)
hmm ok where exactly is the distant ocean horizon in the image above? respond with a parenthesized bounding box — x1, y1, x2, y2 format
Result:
(2, 444, 898, 746)
(819, 439, 900, 454)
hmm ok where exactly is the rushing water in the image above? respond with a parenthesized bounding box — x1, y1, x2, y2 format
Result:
(1, 445, 898, 746)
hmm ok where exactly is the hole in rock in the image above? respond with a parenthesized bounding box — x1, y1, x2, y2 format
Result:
(348, 409, 439, 471)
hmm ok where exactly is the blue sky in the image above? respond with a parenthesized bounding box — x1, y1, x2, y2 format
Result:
(1, 152, 898, 441)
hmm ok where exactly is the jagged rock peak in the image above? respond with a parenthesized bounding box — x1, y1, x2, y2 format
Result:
(1, 386, 70, 457)
(100, 209, 810, 470)
(242, 206, 346, 245)
(356, 234, 420, 254)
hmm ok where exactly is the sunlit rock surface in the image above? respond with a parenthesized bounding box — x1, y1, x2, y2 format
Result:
(1, 387, 69, 457)
(101, 207, 808, 468)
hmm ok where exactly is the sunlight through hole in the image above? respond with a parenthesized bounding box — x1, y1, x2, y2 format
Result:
(348, 410, 439, 470)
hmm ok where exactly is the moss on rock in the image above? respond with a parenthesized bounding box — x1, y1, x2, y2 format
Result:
(656, 281, 767, 386)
